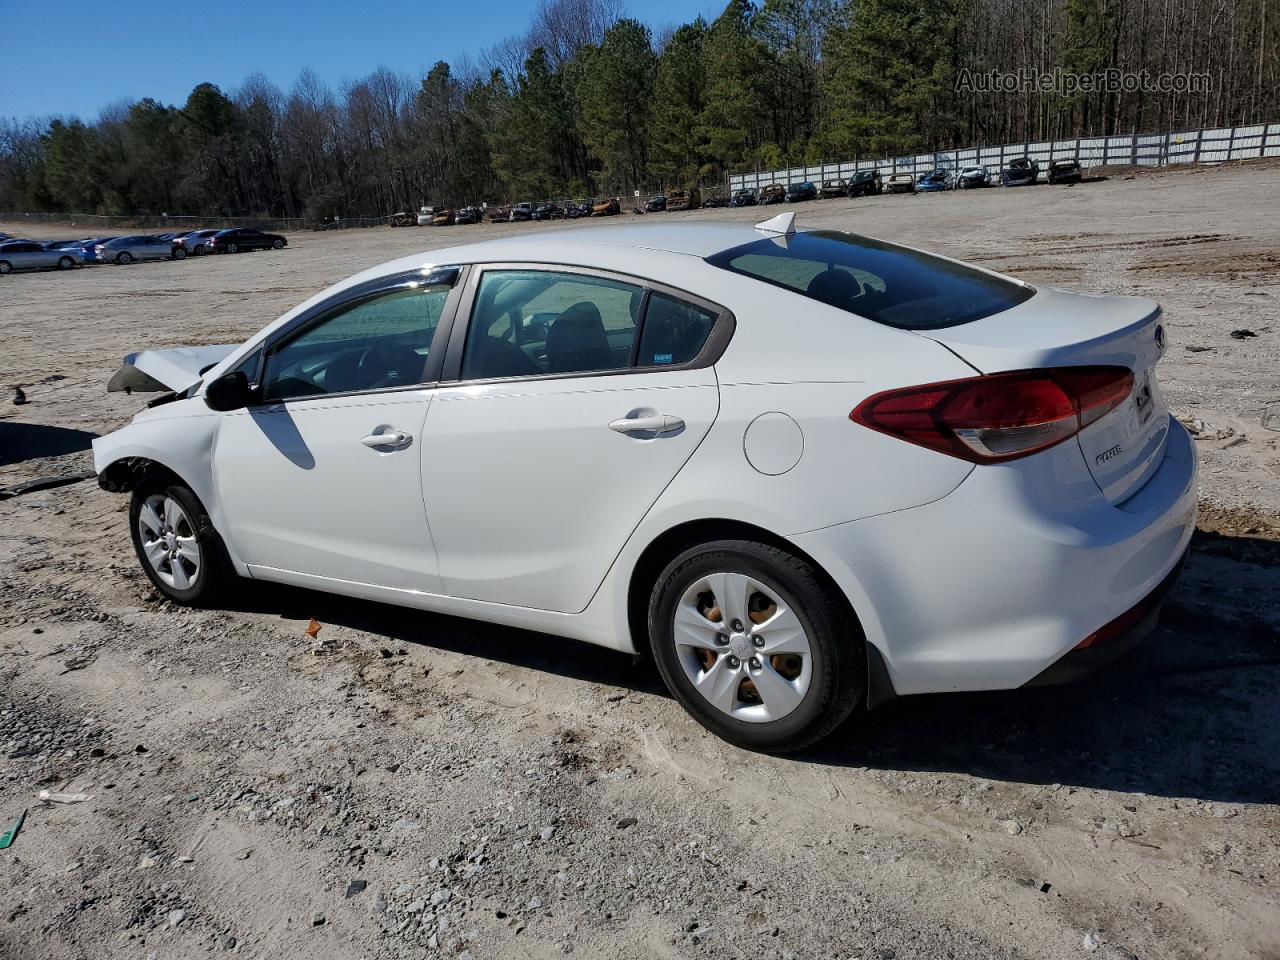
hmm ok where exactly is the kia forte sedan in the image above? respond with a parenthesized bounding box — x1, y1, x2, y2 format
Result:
(93, 214, 1196, 752)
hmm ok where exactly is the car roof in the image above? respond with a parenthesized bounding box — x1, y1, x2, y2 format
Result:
(435, 222, 785, 260)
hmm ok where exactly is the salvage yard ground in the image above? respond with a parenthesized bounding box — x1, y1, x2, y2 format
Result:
(1, 160, 1278, 960)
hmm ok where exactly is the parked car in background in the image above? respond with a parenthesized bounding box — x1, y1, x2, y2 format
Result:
(0, 239, 83, 273)
(666, 188, 701, 211)
(759, 184, 786, 205)
(533, 202, 565, 220)
(97, 219, 1195, 753)
(1048, 159, 1083, 184)
(485, 205, 509, 223)
(78, 237, 114, 264)
(1001, 157, 1040, 186)
(886, 172, 916, 194)
(956, 165, 991, 189)
(96, 235, 186, 265)
(729, 188, 758, 207)
(819, 179, 847, 199)
(847, 170, 883, 197)
(455, 206, 481, 225)
(388, 212, 418, 227)
(645, 194, 667, 213)
(175, 229, 221, 255)
(915, 169, 953, 192)
(563, 199, 588, 218)
(418, 206, 439, 226)
(703, 192, 730, 209)
(208, 228, 288, 253)
(591, 197, 621, 217)
(506, 202, 532, 222)
(785, 181, 818, 202)
(431, 209, 456, 226)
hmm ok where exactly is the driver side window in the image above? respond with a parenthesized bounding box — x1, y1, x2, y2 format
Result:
(262, 283, 450, 401)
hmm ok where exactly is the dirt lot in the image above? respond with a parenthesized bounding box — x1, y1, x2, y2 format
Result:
(1, 161, 1278, 960)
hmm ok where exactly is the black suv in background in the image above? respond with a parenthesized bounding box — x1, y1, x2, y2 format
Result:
(847, 170, 882, 197)
(785, 181, 818, 202)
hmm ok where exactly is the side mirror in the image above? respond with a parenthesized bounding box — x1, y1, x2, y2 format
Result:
(204, 371, 251, 412)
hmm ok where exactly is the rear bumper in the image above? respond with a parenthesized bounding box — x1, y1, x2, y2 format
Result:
(791, 418, 1198, 696)
(1023, 548, 1186, 686)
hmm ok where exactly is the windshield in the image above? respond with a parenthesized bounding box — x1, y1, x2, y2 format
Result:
(705, 230, 1034, 331)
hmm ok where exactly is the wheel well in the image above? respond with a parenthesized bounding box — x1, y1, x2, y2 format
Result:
(626, 518, 858, 658)
(98, 457, 185, 494)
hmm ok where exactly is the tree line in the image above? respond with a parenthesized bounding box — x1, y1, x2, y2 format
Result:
(1, 0, 1275, 220)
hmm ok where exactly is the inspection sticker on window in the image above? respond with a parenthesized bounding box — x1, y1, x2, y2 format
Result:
(654, 353, 673, 365)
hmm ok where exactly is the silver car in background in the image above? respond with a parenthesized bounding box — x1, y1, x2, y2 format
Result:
(0, 239, 84, 274)
(96, 235, 186, 265)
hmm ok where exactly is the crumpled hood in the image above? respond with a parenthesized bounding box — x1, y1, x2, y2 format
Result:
(107, 344, 238, 393)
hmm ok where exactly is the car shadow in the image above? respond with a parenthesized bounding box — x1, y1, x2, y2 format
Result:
(224, 531, 1279, 805)
(0, 421, 99, 466)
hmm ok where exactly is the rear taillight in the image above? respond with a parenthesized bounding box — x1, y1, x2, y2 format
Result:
(850, 366, 1133, 464)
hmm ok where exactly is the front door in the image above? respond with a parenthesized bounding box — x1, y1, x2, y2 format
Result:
(421, 266, 726, 613)
(213, 274, 458, 593)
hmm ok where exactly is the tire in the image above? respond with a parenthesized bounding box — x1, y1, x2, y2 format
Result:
(0, 261, 10, 275)
(172, 246, 187, 260)
(58, 256, 75, 270)
(272, 238, 284, 249)
(129, 479, 231, 606)
(648, 539, 865, 753)
(226, 242, 239, 254)
(194, 244, 206, 256)
(116, 251, 133, 265)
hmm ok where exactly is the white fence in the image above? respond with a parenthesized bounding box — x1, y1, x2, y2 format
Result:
(728, 121, 1280, 191)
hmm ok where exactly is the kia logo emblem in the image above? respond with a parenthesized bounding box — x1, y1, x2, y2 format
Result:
(1154, 325, 1165, 350)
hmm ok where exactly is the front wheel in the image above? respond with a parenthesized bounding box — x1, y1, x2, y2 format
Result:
(58, 256, 76, 270)
(271, 238, 284, 249)
(193, 244, 207, 256)
(0, 261, 10, 275)
(129, 481, 231, 606)
(172, 246, 187, 260)
(226, 242, 239, 254)
(116, 251, 133, 265)
(648, 540, 864, 753)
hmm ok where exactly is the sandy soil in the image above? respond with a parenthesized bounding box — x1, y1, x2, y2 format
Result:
(1, 161, 1278, 960)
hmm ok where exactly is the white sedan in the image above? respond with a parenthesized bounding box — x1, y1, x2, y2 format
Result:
(93, 213, 1196, 752)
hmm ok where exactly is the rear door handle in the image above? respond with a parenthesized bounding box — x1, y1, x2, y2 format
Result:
(361, 429, 413, 449)
(609, 414, 685, 435)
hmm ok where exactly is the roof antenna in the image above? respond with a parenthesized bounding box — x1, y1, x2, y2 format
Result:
(754, 211, 796, 235)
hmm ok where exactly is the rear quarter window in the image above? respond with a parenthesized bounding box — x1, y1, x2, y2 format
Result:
(706, 230, 1033, 331)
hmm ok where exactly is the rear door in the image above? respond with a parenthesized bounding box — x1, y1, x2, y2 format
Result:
(419, 264, 728, 613)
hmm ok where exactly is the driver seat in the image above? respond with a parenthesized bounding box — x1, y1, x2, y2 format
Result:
(547, 301, 612, 373)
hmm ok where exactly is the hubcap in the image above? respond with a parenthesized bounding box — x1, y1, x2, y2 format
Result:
(673, 572, 813, 723)
(137, 494, 201, 590)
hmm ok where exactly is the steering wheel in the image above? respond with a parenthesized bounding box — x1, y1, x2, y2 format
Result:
(357, 342, 424, 390)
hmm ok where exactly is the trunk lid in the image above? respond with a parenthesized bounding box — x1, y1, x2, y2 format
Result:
(920, 287, 1170, 504)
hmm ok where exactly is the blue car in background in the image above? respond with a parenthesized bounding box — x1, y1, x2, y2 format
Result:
(79, 237, 116, 264)
(915, 169, 953, 192)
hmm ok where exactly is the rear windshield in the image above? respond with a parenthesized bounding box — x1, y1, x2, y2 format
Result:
(705, 229, 1034, 330)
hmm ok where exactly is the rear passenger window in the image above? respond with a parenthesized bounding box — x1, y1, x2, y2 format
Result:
(638, 293, 717, 366)
(462, 270, 643, 380)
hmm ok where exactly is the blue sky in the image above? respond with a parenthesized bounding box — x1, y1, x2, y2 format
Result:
(1, 0, 716, 121)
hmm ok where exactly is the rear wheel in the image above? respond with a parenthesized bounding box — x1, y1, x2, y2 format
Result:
(226, 242, 239, 254)
(129, 480, 230, 606)
(116, 251, 133, 265)
(648, 540, 864, 753)
(0, 261, 10, 275)
(172, 246, 187, 260)
(271, 238, 284, 249)
(193, 244, 206, 256)
(58, 256, 75, 270)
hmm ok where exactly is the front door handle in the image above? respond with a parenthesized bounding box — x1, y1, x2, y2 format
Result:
(361, 429, 413, 449)
(609, 414, 685, 436)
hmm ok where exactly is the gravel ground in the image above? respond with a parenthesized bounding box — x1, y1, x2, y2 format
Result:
(1, 161, 1278, 960)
